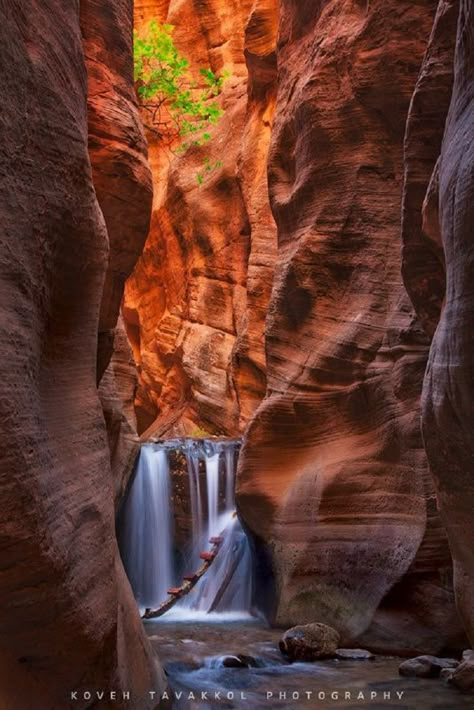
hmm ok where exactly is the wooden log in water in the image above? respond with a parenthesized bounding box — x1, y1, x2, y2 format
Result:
(141, 522, 231, 620)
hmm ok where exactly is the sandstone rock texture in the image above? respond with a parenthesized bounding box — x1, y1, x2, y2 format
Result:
(124, 0, 278, 436)
(99, 317, 141, 507)
(279, 623, 340, 661)
(81, 0, 153, 381)
(401, 0, 459, 336)
(399, 655, 459, 678)
(237, 0, 465, 654)
(414, 0, 474, 648)
(449, 650, 474, 692)
(0, 1, 164, 707)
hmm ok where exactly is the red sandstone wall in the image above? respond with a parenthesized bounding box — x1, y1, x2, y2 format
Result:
(124, 0, 278, 436)
(237, 0, 464, 654)
(0, 2, 165, 706)
(404, 0, 474, 651)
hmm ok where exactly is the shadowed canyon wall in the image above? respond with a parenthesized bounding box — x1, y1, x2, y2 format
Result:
(236, 0, 466, 654)
(0, 1, 165, 707)
(403, 0, 474, 651)
(124, 0, 278, 436)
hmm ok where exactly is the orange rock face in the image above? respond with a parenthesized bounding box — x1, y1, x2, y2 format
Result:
(0, 1, 164, 706)
(124, 0, 278, 436)
(237, 0, 464, 653)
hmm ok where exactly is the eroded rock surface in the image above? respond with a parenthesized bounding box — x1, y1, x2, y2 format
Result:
(0, 1, 164, 707)
(401, 0, 459, 336)
(399, 655, 459, 678)
(279, 623, 340, 662)
(81, 0, 153, 381)
(418, 0, 474, 648)
(237, 0, 464, 654)
(124, 0, 278, 436)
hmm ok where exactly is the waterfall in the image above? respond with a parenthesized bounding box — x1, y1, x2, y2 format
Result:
(205, 453, 220, 538)
(186, 444, 202, 556)
(119, 446, 175, 611)
(119, 438, 254, 619)
(224, 446, 235, 510)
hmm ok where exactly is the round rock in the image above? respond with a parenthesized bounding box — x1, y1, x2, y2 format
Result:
(399, 655, 459, 679)
(279, 623, 340, 662)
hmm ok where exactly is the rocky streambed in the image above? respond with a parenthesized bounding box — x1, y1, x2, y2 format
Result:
(145, 619, 473, 709)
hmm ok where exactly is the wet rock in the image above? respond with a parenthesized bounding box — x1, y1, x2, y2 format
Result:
(221, 654, 259, 668)
(335, 649, 374, 661)
(448, 651, 474, 693)
(399, 655, 459, 678)
(440, 668, 454, 683)
(279, 623, 340, 662)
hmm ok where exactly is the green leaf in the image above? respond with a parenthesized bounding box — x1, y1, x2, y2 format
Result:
(134, 20, 229, 161)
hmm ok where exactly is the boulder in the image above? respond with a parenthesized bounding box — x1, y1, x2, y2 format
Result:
(448, 651, 474, 693)
(221, 654, 260, 669)
(279, 623, 340, 662)
(399, 655, 459, 678)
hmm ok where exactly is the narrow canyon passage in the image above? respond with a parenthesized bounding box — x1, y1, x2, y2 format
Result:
(0, 0, 474, 709)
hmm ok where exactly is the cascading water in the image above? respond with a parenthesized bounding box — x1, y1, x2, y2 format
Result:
(119, 438, 255, 620)
(119, 446, 175, 611)
(205, 453, 220, 538)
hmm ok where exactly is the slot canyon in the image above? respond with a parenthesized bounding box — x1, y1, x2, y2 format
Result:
(0, 0, 473, 708)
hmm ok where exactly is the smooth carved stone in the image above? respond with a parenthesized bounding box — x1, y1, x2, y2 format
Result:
(279, 624, 340, 662)
(398, 655, 459, 678)
(81, 0, 153, 380)
(420, 0, 474, 650)
(99, 317, 140, 507)
(0, 1, 165, 706)
(401, 0, 459, 336)
(237, 0, 463, 656)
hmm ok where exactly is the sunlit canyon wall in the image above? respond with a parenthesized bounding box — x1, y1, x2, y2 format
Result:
(0, 1, 165, 707)
(125, 0, 278, 436)
(127, 0, 474, 655)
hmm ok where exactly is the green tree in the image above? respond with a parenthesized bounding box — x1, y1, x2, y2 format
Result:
(134, 20, 227, 179)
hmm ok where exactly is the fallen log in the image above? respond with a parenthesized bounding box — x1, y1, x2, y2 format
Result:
(142, 522, 230, 620)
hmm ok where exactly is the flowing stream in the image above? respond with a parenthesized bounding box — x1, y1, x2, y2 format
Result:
(118, 441, 472, 710)
(145, 621, 473, 710)
(119, 438, 253, 619)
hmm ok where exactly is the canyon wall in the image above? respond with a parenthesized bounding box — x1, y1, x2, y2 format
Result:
(237, 0, 465, 654)
(122, 0, 473, 658)
(0, 1, 165, 707)
(403, 0, 474, 651)
(124, 0, 278, 436)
